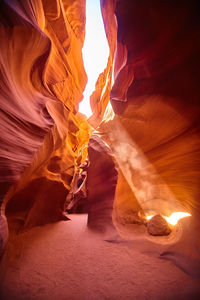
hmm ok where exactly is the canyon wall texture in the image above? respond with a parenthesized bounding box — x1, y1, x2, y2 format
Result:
(100, 0, 200, 222)
(0, 0, 93, 253)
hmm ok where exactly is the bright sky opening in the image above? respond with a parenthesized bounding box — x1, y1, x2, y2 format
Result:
(79, 0, 110, 117)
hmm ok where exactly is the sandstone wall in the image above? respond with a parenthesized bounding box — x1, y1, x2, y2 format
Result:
(0, 0, 92, 250)
(100, 0, 200, 220)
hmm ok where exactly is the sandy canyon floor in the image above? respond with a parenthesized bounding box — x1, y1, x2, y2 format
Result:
(1, 214, 200, 300)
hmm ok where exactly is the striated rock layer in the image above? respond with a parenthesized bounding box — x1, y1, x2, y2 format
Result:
(0, 0, 88, 199)
(0, 0, 91, 253)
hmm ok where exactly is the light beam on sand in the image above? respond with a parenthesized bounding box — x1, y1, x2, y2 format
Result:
(106, 120, 191, 220)
(79, 0, 110, 117)
(146, 212, 191, 226)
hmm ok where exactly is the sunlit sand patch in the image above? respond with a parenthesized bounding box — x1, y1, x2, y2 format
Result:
(146, 212, 191, 226)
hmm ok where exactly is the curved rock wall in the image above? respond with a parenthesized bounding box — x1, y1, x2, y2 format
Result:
(101, 0, 200, 219)
(0, 0, 91, 245)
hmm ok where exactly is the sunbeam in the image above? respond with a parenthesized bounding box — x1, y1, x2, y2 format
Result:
(79, 0, 110, 117)
(105, 118, 191, 224)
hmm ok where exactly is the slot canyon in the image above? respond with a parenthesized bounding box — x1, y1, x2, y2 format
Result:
(0, 0, 200, 299)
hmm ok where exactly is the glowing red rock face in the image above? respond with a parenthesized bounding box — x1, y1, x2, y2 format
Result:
(0, 0, 88, 202)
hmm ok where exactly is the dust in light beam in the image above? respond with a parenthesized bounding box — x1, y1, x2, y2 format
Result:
(79, 0, 110, 117)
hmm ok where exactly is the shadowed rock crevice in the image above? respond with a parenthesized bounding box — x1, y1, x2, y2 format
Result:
(87, 135, 118, 233)
(6, 177, 69, 230)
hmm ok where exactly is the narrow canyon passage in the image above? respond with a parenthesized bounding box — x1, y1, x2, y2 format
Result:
(1, 214, 200, 300)
(1, 0, 200, 299)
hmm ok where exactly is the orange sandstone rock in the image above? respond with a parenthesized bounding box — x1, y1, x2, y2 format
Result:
(0, 0, 90, 241)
